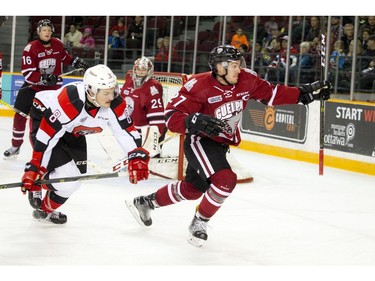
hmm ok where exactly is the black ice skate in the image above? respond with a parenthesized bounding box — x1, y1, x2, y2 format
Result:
(28, 189, 42, 209)
(188, 214, 208, 247)
(125, 193, 156, 227)
(32, 209, 67, 224)
(3, 146, 20, 159)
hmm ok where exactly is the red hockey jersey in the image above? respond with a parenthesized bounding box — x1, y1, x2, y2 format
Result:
(21, 37, 74, 91)
(165, 68, 301, 146)
(120, 74, 166, 135)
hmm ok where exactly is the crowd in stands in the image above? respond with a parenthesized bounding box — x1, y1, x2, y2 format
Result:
(27, 15, 375, 92)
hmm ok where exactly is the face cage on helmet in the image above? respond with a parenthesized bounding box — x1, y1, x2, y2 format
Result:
(132, 65, 154, 89)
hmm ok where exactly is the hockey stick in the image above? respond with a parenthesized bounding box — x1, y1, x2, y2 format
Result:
(319, 17, 328, 176)
(0, 171, 126, 190)
(0, 99, 28, 118)
(8, 68, 85, 92)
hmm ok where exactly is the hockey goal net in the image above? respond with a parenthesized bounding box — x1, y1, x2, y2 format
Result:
(99, 71, 253, 183)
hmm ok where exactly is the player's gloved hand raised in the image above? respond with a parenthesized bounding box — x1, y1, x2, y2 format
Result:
(21, 161, 46, 194)
(72, 57, 89, 72)
(40, 73, 60, 86)
(128, 147, 150, 184)
(298, 80, 331, 105)
(185, 113, 225, 138)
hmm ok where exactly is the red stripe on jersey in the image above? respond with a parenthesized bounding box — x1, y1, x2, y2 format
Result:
(113, 98, 126, 118)
(40, 118, 56, 138)
(57, 88, 80, 120)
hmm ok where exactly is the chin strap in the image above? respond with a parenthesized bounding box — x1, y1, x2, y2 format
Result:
(215, 69, 233, 86)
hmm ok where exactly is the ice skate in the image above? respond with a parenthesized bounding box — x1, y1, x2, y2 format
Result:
(125, 193, 156, 227)
(188, 214, 208, 247)
(28, 189, 42, 209)
(32, 209, 67, 224)
(3, 146, 20, 159)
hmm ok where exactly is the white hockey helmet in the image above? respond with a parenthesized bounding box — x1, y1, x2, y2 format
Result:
(84, 64, 118, 106)
(37, 19, 55, 33)
(132, 56, 154, 88)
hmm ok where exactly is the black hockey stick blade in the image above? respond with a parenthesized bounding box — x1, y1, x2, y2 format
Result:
(0, 171, 122, 190)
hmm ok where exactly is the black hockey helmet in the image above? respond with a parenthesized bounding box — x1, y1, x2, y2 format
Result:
(37, 19, 55, 33)
(208, 45, 245, 72)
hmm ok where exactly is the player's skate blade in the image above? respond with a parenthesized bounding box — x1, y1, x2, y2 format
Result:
(125, 199, 150, 227)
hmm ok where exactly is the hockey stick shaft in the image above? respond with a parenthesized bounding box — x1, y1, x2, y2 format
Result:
(0, 171, 123, 190)
(0, 99, 28, 118)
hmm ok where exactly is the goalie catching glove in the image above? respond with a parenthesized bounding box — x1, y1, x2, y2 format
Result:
(185, 113, 225, 138)
(298, 80, 331, 105)
(72, 57, 90, 72)
(128, 147, 150, 184)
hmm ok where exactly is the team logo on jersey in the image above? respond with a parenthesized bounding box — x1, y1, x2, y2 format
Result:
(150, 85, 159, 96)
(39, 58, 56, 74)
(208, 95, 223, 103)
(72, 126, 103, 136)
(125, 96, 135, 115)
(24, 44, 32, 52)
(215, 100, 243, 120)
(184, 78, 197, 91)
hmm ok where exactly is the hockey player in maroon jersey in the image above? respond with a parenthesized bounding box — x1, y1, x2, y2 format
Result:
(21, 64, 150, 224)
(125, 45, 331, 247)
(120, 57, 166, 156)
(3, 19, 89, 159)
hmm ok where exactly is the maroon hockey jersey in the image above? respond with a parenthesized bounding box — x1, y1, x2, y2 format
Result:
(165, 68, 301, 146)
(21, 37, 74, 91)
(120, 74, 166, 135)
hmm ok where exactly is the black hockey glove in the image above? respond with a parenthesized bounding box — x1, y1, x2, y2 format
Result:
(298, 80, 331, 105)
(72, 57, 89, 71)
(185, 113, 225, 138)
(40, 73, 59, 86)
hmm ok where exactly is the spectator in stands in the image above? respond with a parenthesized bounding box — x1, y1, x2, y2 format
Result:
(330, 16, 344, 50)
(359, 35, 375, 90)
(291, 16, 309, 45)
(126, 16, 144, 58)
(108, 28, 125, 49)
(79, 27, 95, 49)
(361, 28, 372, 54)
(63, 24, 83, 48)
(360, 16, 375, 35)
(231, 27, 249, 51)
(109, 17, 127, 38)
(295, 41, 314, 84)
(263, 25, 282, 50)
(340, 23, 355, 54)
(339, 39, 363, 91)
(265, 37, 283, 82)
(154, 36, 178, 71)
(305, 16, 321, 42)
(329, 40, 346, 71)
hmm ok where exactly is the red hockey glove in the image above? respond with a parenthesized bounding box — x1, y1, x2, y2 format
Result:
(128, 147, 150, 184)
(21, 162, 46, 194)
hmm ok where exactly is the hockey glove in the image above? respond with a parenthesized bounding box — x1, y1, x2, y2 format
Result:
(128, 147, 150, 184)
(40, 73, 59, 86)
(298, 80, 331, 105)
(21, 161, 46, 194)
(185, 113, 225, 138)
(72, 57, 89, 71)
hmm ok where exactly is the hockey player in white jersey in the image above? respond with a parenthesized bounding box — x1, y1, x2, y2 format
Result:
(21, 64, 150, 224)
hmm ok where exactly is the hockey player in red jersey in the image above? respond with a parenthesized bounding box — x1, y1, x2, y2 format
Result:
(125, 44, 331, 247)
(21, 64, 150, 224)
(3, 19, 89, 159)
(120, 56, 166, 156)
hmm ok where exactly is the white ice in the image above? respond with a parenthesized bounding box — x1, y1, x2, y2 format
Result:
(0, 116, 374, 280)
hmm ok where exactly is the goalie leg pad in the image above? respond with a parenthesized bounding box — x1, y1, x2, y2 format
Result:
(141, 126, 160, 158)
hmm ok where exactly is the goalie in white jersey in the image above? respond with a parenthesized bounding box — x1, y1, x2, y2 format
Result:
(21, 64, 150, 224)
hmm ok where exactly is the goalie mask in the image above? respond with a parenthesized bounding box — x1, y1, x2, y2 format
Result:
(37, 19, 55, 33)
(132, 56, 154, 89)
(84, 64, 119, 107)
(208, 45, 246, 73)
